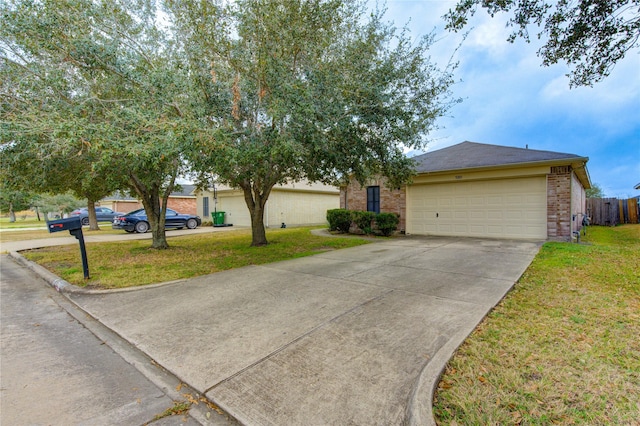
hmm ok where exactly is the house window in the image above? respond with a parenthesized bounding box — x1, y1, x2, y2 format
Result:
(203, 197, 209, 218)
(367, 186, 380, 214)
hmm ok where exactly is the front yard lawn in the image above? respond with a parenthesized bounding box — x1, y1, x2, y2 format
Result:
(21, 227, 370, 289)
(433, 225, 640, 425)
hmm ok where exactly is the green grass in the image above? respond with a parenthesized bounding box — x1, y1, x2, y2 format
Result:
(22, 227, 371, 289)
(0, 216, 47, 229)
(433, 225, 640, 425)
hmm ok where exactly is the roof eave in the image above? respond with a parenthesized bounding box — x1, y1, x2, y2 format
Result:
(417, 157, 592, 187)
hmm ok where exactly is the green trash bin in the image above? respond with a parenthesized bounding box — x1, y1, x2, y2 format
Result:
(212, 211, 225, 226)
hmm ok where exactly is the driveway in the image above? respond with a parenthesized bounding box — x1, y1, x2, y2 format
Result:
(62, 235, 541, 425)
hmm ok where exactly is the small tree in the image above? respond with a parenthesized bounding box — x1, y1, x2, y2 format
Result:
(586, 183, 605, 198)
(36, 193, 84, 219)
(0, 189, 34, 222)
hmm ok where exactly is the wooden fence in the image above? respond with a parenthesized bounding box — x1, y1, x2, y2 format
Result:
(586, 197, 639, 226)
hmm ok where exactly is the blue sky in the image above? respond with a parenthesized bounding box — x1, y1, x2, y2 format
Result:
(375, 0, 640, 198)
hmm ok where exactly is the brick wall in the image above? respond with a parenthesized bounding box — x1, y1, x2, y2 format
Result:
(547, 166, 572, 238)
(340, 177, 406, 232)
(571, 172, 587, 235)
(166, 197, 197, 215)
(105, 198, 197, 215)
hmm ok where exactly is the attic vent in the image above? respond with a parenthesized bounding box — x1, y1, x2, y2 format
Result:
(551, 166, 571, 174)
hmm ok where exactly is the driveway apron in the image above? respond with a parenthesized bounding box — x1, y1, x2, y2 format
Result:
(67, 236, 541, 425)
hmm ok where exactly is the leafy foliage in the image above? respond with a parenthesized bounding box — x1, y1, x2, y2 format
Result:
(35, 192, 83, 218)
(352, 210, 376, 235)
(586, 182, 605, 198)
(1, 0, 191, 247)
(375, 212, 399, 236)
(444, 0, 640, 86)
(169, 0, 459, 246)
(327, 208, 353, 233)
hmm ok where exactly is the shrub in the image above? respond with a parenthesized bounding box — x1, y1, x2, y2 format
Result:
(326, 209, 352, 233)
(352, 211, 376, 234)
(375, 212, 399, 236)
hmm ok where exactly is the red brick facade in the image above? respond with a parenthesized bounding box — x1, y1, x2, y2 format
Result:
(546, 166, 572, 238)
(103, 197, 197, 215)
(166, 197, 198, 216)
(340, 177, 406, 232)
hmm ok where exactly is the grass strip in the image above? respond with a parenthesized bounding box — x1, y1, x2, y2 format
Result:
(22, 227, 370, 289)
(433, 225, 640, 425)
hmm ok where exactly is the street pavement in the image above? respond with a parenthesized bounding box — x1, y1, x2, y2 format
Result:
(2, 229, 541, 425)
(0, 254, 201, 425)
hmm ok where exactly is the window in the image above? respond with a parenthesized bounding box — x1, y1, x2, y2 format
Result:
(203, 197, 209, 218)
(367, 186, 380, 214)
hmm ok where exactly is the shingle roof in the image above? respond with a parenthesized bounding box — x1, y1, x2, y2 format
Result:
(413, 141, 587, 173)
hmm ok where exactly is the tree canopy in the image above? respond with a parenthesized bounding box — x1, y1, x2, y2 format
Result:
(169, 0, 459, 245)
(444, 0, 640, 87)
(1, 0, 192, 247)
(3, 0, 460, 248)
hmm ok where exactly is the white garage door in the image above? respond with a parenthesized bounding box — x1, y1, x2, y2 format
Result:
(407, 177, 547, 239)
(216, 195, 251, 227)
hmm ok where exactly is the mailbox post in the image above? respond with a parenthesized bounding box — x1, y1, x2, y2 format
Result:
(47, 217, 90, 280)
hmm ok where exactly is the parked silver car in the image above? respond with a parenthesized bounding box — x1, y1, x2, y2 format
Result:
(70, 207, 125, 226)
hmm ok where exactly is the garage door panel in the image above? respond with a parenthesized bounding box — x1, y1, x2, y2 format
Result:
(408, 177, 547, 239)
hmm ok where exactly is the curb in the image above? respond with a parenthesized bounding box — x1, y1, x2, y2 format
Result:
(6, 251, 239, 425)
(8, 251, 82, 293)
(8, 250, 190, 294)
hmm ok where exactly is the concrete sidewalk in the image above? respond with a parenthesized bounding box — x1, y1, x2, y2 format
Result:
(60, 235, 541, 425)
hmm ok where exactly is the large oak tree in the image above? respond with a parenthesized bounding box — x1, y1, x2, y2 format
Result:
(169, 0, 459, 246)
(1, 0, 192, 247)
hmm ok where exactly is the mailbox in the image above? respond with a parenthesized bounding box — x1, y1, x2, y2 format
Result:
(47, 217, 82, 233)
(46, 216, 89, 279)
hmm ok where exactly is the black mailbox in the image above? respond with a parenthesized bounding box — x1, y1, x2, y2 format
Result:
(46, 216, 89, 279)
(47, 217, 82, 233)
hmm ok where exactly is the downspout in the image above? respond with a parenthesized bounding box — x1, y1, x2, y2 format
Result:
(344, 185, 348, 210)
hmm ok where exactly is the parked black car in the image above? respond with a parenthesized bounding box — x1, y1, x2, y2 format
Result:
(70, 207, 125, 226)
(112, 208, 201, 233)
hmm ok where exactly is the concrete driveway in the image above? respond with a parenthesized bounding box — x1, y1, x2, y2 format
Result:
(63, 234, 541, 425)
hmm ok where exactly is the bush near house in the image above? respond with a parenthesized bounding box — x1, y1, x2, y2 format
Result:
(326, 209, 399, 236)
(352, 211, 376, 235)
(375, 212, 400, 236)
(327, 209, 352, 233)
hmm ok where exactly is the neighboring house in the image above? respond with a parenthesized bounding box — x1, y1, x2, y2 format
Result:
(341, 141, 592, 240)
(195, 181, 339, 227)
(100, 185, 198, 215)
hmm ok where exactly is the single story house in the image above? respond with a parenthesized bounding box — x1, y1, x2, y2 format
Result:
(341, 141, 591, 240)
(100, 185, 198, 215)
(195, 181, 339, 227)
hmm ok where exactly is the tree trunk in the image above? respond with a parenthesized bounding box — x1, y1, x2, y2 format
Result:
(129, 172, 170, 249)
(250, 204, 268, 246)
(87, 202, 100, 230)
(144, 194, 168, 250)
(9, 202, 15, 223)
(242, 181, 273, 247)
